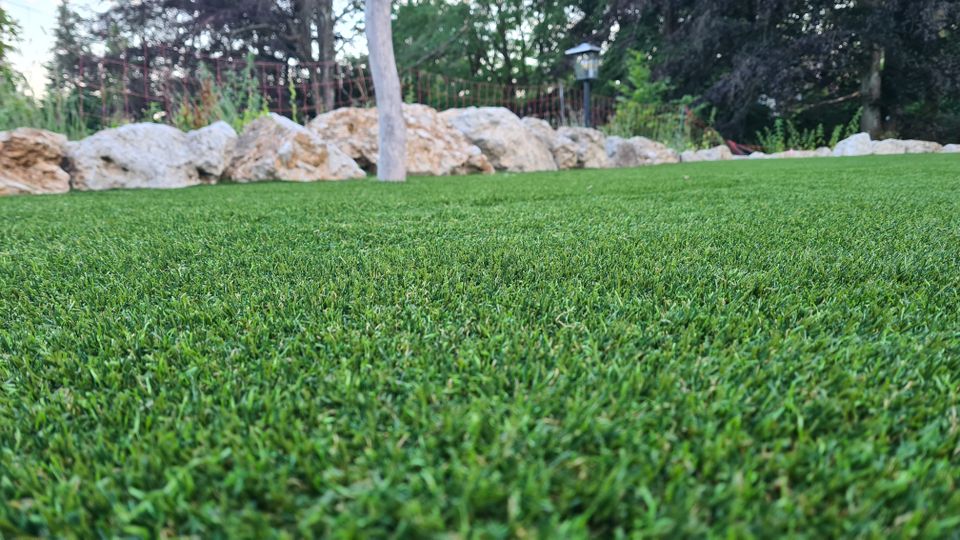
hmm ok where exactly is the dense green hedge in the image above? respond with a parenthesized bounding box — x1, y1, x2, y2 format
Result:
(2, 156, 959, 538)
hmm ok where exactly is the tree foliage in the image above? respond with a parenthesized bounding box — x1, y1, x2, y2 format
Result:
(0, 6, 19, 78)
(19, 0, 960, 143)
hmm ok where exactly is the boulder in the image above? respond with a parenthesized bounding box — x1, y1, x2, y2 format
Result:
(557, 127, 611, 169)
(606, 136, 680, 167)
(440, 107, 557, 172)
(308, 104, 493, 176)
(521, 117, 578, 170)
(680, 145, 733, 163)
(187, 121, 237, 179)
(227, 113, 364, 182)
(0, 128, 70, 196)
(770, 149, 820, 159)
(872, 139, 943, 155)
(66, 123, 211, 191)
(833, 133, 873, 157)
(750, 148, 831, 160)
(943, 144, 960, 153)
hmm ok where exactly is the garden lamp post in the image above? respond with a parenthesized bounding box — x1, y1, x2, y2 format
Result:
(565, 42, 601, 128)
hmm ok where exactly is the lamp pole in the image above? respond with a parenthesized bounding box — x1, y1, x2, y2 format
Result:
(564, 42, 602, 129)
(583, 79, 591, 128)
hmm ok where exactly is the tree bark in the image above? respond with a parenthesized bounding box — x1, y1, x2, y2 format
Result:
(860, 45, 884, 137)
(365, 0, 406, 182)
(317, 0, 336, 112)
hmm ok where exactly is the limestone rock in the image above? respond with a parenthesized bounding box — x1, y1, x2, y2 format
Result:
(833, 133, 873, 157)
(227, 113, 364, 182)
(943, 144, 960, 153)
(606, 136, 680, 167)
(770, 149, 819, 159)
(67, 123, 210, 191)
(187, 121, 238, 179)
(521, 117, 578, 170)
(557, 127, 610, 169)
(680, 145, 733, 163)
(440, 107, 557, 172)
(308, 104, 493, 176)
(753, 147, 833, 160)
(872, 139, 942, 155)
(0, 128, 70, 196)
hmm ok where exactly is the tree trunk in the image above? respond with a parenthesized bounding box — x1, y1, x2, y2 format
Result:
(365, 0, 406, 182)
(293, 0, 324, 117)
(317, 0, 336, 112)
(860, 45, 884, 137)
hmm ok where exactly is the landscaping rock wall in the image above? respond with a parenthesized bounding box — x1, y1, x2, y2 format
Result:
(0, 128, 71, 196)
(1, 106, 957, 197)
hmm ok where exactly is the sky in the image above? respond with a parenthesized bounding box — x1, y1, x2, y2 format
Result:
(2, 0, 109, 94)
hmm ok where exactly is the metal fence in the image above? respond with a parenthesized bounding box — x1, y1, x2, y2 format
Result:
(64, 51, 618, 129)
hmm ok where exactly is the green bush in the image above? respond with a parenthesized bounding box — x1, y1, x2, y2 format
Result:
(607, 51, 722, 150)
(757, 109, 863, 153)
(0, 74, 92, 139)
(172, 56, 271, 133)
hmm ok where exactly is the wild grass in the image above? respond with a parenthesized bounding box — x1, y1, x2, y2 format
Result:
(1, 156, 959, 538)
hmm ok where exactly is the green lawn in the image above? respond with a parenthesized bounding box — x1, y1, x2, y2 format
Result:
(2, 155, 959, 538)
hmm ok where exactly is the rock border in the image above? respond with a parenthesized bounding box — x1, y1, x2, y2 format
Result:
(2, 106, 957, 197)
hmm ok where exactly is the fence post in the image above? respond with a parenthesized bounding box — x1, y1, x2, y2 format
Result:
(123, 57, 130, 120)
(100, 60, 107, 126)
(78, 56, 85, 130)
(275, 64, 283, 115)
(559, 82, 566, 127)
(143, 45, 150, 114)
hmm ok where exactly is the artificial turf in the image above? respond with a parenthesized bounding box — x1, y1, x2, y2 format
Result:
(1, 154, 959, 538)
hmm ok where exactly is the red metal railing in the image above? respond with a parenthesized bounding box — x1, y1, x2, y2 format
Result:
(66, 51, 618, 129)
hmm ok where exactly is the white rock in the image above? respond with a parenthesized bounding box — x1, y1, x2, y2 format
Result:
(187, 121, 238, 179)
(833, 133, 873, 157)
(67, 123, 209, 191)
(0, 128, 71, 196)
(769, 149, 819, 159)
(814, 147, 834, 157)
(943, 144, 960, 153)
(440, 107, 557, 172)
(680, 145, 733, 162)
(521, 117, 578, 170)
(308, 104, 493, 176)
(227, 113, 364, 182)
(870, 139, 941, 155)
(557, 127, 611, 169)
(606, 136, 680, 167)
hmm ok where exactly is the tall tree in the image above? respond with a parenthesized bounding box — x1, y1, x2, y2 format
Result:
(47, 1, 89, 95)
(601, 0, 960, 140)
(91, 0, 350, 117)
(392, 0, 580, 86)
(0, 6, 18, 78)
(366, 0, 406, 181)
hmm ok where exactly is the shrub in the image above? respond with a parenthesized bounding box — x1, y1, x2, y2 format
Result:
(172, 56, 270, 133)
(607, 51, 722, 150)
(757, 109, 863, 153)
(0, 73, 92, 139)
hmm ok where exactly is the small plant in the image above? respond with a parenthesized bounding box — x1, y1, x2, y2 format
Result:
(607, 51, 718, 150)
(829, 107, 863, 147)
(0, 72, 92, 139)
(758, 108, 864, 153)
(288, 77, 299, 124)
(171, 55, 270, 133)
